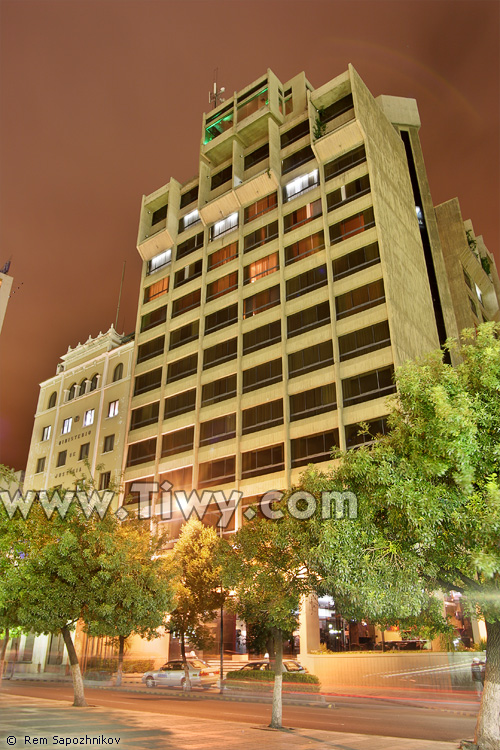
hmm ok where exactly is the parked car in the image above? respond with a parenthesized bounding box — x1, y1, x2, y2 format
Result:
(142, 659, 218, 688)
(231, 659, 308, 674)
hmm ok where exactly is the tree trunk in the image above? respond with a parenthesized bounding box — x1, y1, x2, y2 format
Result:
(381, 629, 385, 653)
(115, 635, 125, 687)
(180, 632, 191, 692)
(269, 628, 283, 729)
(474, 620, 500, 750)
(61, 625, 87, 707)
(0, 627, 9, 688)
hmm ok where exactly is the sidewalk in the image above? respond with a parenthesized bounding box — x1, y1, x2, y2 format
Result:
(0, 694, 459, 750)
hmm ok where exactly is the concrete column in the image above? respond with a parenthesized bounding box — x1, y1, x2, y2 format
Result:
(299, 594, 320, 656)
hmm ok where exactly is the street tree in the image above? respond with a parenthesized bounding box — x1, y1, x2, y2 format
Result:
(303, 323, 500, 750)
(221, 510, 320, 729)
(83, 518, 174, 685)
(165, 519, 225, 691)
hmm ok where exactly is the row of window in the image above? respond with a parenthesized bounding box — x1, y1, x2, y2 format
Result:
(139, 276, 386, 368)
(42, 401, 120, 441)
(128, 364, 394, 467)
(145, 142, 368, 277)
(45, 364, 125, 411)
(35, 434, 115, 474)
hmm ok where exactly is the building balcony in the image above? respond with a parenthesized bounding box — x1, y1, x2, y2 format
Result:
(235, 166, 279, 206)
(137, 226, 176, 263)
(312, 115, 364, 164)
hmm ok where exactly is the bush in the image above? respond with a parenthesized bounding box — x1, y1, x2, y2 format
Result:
(83, 670, 112, 682)
(226, 669, 319, 684)
(84, 657, 155, 673)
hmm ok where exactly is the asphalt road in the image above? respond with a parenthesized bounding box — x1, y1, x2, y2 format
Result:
(1, 681, 477, 744)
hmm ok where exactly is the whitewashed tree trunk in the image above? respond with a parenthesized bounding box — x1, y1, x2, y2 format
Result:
(61, 625, 87, 707)
(270, 629, 283, 729)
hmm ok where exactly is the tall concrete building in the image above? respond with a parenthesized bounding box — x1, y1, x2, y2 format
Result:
(24, 326, 134, 495)
(122, 64, 480, 548)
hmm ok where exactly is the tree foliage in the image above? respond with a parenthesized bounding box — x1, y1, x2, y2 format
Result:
(303, 323, 500, 750)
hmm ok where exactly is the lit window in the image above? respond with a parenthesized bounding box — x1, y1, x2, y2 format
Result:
(211, 212, 238, 240)
(83, 409, 95, 427)
(62, 418, 72, 435)
(475, 283, 483, 305)
(42, 426, 51, 442)
(283, 169, 319, 202)
(147, 248, 172, 275)
(108, 400, 119, 418)
(181, 209, 200, 231)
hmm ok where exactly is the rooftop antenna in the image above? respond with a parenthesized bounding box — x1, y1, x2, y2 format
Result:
(209, 67, 225, 110)
(115, 260, 126, 332)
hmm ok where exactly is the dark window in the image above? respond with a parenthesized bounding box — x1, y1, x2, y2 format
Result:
(172, 289, 201, 318)
(345, 417, 389, 449)
(243, 320, 281, 355)
(127, 438, 157, 467)
(79, 443, 90, 461)
(151, 204, 167, 225)
(320, 93, 353, 125)
(324, 144, 366, 182)
(89, 374, 98, 392)
(36, 457, 46, 473)
(469, 296, 478, 316)
(329, 207, 375, 245)
(201, 375, 237, 406)
(99, 472, 111, 490)
(326, 175, 370, 212)
(286, 264, 328, 300)
(244, 143, 269, 170)
(161, 426, 194, 457)
(243, 358, 282, 393)
(291, 430, 339, 467)
(463, 268, 472, 290)
(242, 399, 283, 434)
(56, 451, 67, 467)
(244, 252, 279, 285)
(287, 301, 331, 338)
(140, 305, 167, 333)
(174, 259, 202, 288)
(208, 242, 238, 270)
(283, 199, 322, 234)
(200, 413, 236, 446)
(134, 367, 162, 396)
(169, 320, 199, 350)
(112, 363, 124, 382)
(244, 193, 277, 224)
(205, 303, 238, 335)
(280, 119, 310, 148)
(288, 340, 334, 378)
(176, 232, 204, 261)
(243, 221, 279, 253)
(130, 401, 160, 430)
(144, 276, 169, 303)
(338, 321, 391, 361)
(164, 389, 196, 419)
(203, 338, 237, 369)
(180, 185, 199, 209)
(68, 383, 76, 400)
(342, 365, 396, 407)
(243, 285, 280, 318)
(48, 392, 57, 409)
(282, 145, 315, 175)
(290, 384, 337, 422)
(206, 271, 238, 301)
(335, 279, 385, 320)
(137, 336, 165, 363)
(285, 231, 325, 266)
(332, 242, 380, 281)
(166, 353, 198, 383)
(242, 444, 284, 478)
(237, 79, 267, 104)
(103, 435, 115, 453)
(211, 165, 232, 190)
(198, 456, 236, 488)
